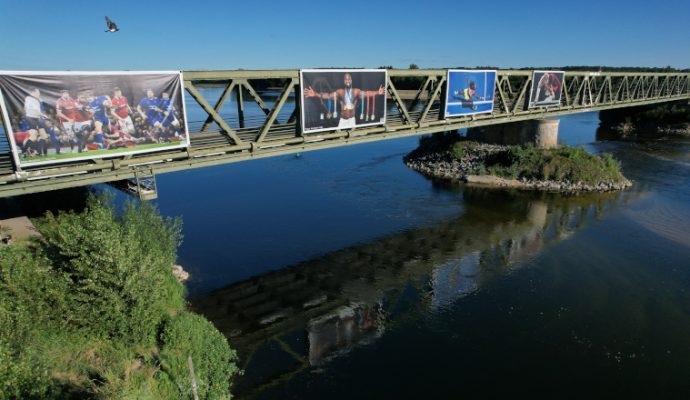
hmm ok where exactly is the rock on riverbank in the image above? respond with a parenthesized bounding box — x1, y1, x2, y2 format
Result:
(172, 264, 190, 282)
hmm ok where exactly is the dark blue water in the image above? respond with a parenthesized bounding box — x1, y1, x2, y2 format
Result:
(149, 110, 690, 399)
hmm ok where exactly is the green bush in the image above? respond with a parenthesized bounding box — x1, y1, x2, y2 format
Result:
(483, 145, 624, 185)
(39, 195, 185, 345)
(0, 247, 64, 399)
(446, 139, 626, 185)
(0, 195, 238, 399)
(0, 306, 52, 400)
(158, 312, 239, 400)
(0, 246, 69, 336)
(451, 141, 470, 159)
(415, 132, 463, 153)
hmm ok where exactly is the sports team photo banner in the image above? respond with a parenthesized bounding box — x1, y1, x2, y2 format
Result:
(0, 71, 189, 167)
(528, 71, 565, 109)
(300, 69, 387, 134)
(444, 70, 497, 118)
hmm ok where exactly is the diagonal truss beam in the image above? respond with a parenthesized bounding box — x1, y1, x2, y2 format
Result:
(419, 76, 445, 123)
(185, 83, 244, 145)
(594, 77, 608, 104)
(200, 80, 236, 132)
(496, 76, 511, 113)
(255, 78, 297, 144)
(408, 76, 433, 111)
(241, 79, 271, 115)
(387, 77, 412, 125)
(512, 77, 531, 113)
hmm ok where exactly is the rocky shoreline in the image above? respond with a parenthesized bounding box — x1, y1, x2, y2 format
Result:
(404, 142, 632, 192)
(609, 122, 690, 137)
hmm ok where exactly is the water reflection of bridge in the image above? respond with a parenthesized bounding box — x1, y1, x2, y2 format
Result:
(192, 187, 641, 398)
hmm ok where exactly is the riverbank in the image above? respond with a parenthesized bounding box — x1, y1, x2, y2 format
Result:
(404, 134, 631, 192)
(600, 101, 690, 137)
(0, 198, 42, 247)
(0, 196, 238, 399)
(609, 121, 690, 137)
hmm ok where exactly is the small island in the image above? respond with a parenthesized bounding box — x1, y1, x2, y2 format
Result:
(404, 132, 632, 192)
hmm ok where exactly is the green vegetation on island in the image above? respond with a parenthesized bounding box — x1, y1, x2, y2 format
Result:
(0, 196, 239, 400)
(451, 141, 626, 186)
(405, 133, 630, 191)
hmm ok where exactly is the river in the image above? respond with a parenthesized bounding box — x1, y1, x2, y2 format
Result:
(135, 93, 690, 399)
(0, 79, 687, 399)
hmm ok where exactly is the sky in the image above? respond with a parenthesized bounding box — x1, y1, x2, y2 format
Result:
(0, 0, 689, 71)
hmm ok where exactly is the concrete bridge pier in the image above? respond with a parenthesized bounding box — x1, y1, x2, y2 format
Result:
(467, 118, 560, 148)
(527, 200, 548, 227)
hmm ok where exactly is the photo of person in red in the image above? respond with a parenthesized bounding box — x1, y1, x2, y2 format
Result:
(528, 71, 565, 108)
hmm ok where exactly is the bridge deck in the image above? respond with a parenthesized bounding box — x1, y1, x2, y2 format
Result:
(0, 69, 688, 198)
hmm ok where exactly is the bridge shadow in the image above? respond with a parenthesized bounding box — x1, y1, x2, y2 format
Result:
(0, 187, 93, 220)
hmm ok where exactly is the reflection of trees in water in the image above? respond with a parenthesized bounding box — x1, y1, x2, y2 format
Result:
(192, 187, 639, 398)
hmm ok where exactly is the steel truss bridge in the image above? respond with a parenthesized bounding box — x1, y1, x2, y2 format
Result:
(0, 69, 688, 198)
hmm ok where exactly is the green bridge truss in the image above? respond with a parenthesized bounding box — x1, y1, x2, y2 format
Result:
(0, 69, 688, 198)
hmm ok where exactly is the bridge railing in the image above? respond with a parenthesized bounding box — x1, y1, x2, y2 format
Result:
(181, 69, 690, 153)
(0, 69, 688, 197)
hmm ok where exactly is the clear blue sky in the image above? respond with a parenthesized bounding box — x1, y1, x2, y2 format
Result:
(1, 0, 688, 71)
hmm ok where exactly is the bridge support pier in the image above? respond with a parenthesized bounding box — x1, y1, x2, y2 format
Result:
(467, 118, 560, 148)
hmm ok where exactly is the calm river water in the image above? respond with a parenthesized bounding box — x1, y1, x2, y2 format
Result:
(131, 106, 690, 399)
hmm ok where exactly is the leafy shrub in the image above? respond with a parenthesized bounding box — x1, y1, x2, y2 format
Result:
(158, 312, 239, 400)
(451, 140, 475, 159)
(414, 132, 463, 156)
(445, 138, 626, 185)
(39, 195, 185, 345)
(0, 306, 52, 400)
(0, 195, 238, 399)
(490, 145, 626, 185)
(0, 247, 64, 399)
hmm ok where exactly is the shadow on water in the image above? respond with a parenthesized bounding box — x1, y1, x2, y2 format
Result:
(191, 186, 640, 399)
(0, 186, 94, 220)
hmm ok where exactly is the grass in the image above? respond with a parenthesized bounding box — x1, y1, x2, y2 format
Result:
(451, 141, 626, 185)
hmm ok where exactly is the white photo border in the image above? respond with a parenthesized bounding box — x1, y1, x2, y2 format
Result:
(299, 68, 388, 135)
(0, 70, 190, 168)
(528, 70, 566, 109)
(444, 69, 498, 118)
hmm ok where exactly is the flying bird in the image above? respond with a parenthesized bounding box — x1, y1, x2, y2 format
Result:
(105, 16, 119, 32)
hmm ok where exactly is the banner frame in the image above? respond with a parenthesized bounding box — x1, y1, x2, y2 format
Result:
(443, 69, 497, 119)
(0, 87, 21, 168)
(0, 70, 190, 168)
(299, 68, 388, 135)
(528, 70, 565, 109)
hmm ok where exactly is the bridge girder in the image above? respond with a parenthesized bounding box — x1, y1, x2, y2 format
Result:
(0, 69, 688, 198)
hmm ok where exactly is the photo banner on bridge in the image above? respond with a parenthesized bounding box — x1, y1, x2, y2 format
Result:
(444, 70, 497, 118)
(0, 71, 190, 167)
(300, 69, 387, 134)
(528, 71, 565, 108)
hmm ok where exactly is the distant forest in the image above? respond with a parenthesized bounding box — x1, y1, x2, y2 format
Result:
(520, 66, 689, 72)
(252, 65, 690, 90)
